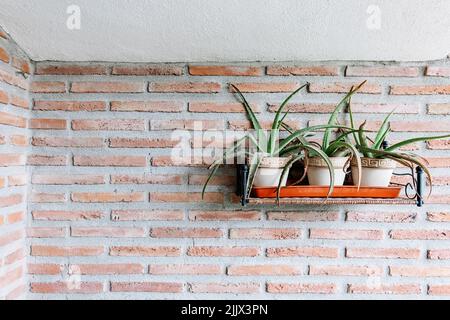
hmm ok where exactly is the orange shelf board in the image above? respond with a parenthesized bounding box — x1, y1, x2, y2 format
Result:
(252, 186, 402, 199)
(248, 197, 415, 205)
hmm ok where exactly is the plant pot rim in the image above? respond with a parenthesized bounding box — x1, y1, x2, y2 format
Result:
(351, 157, 397, 169)
(308, 156, 349, 168)
(246, 154, 291, 168)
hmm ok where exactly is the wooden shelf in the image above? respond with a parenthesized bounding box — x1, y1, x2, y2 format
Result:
(248, 197, 416, 205)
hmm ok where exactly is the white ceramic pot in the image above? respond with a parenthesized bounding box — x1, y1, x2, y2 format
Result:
(253, 156, 291, 187)
(351, 157, 396, 187)
(307, 156, 350, 186)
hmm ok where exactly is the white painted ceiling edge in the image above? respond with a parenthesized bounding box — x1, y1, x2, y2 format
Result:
(0, 0, 449, 62)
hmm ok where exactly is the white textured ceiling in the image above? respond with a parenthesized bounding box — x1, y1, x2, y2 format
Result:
(0, 0, 449, 62)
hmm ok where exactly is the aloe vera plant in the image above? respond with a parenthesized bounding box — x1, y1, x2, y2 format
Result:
(202, 83, 353, 199)
(349, 105, 450, 194)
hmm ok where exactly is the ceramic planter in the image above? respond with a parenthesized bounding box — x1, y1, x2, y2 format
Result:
(307, 156, 350, 186)
(253, 156, 291, 187)
(351, 157, 396, 187)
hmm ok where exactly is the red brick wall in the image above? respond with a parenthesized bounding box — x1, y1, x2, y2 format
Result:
(0, 30, 30, 300)
(22, 60, 450, 298)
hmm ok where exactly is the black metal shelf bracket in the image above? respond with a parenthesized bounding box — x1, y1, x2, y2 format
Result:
(416, 166, 424, 207)
(236, 164, 249, 206)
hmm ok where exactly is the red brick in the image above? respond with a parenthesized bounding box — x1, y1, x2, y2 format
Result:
(110, 101, 183, 112)
(351, 103, 419, 114)
(71, 192, 144, 203)
(30, 81, 66, 93)
(31, 245, 104, 256)
(348, 284, 420, 295)
(110, 174, 182, 184)
(27, 227, 66, 238)
(0, 68, 28, 89)
(36, 64, 108, 75)
(149, 264, 221, 275)
(267, 283, 336, 294)
(425, 66, 450, 77)
(228, 265, 301, 276)
(346, 211, 416, 223)
(5, 248, 25, 265)
(426, 157, 450, 168)
(428, 285, 450, 296)
(188, 175, 234, 186)
(109, 246, 180, 257)
(74, 155, 146, 167)
(28, 263, 62, 275)
(150, 227, 222, 238)
(187, 246, 260, 257)
(310, 228, 383, 240)
(189, 282, 259, 294)
(11, 56, 31, 74)
(428, 195, 450, 204)
(150, 119, 223, 130)
(72, 119, 145, 131)
(267, 65, 339, 76)
(189, 102, 260, 113)
(427, 212, 450, 222)
(189, 65, 262, 76)
(428, 103, 450, 114)
(32, 210, 103, 221)
(34, 101, 107, 111)
(112, 64, 183, 76)
(428, 249, 450, 260)
(390, 266, 450, 277)
(389, 229, 450, 240)
(71, 264, 145, 275)
(268, 103, 335, 113)
(230, 228, 300, 240)
(266, 247, 338, 258)
(427, 140, 450, 150)
(0, 30, 8, 39)
(150, 192, 223, 204)
(27, 154, 67, 166)
(71, 227, 145, 238)
(230, 82, 299, 93)
(151, 156, 213, 167)
(0, 230, 23, 247)
(31, 282, 103, 294)
(70, 81, 144, 93)
(5, 285, 28, 300)
(228, 119, 300, 130)
(7, 211, 24, 224)
(0, 90, 8, 104)
(149, 82, 220, 93)
(0, 194, 23, 208)
(9, 134, 28, 146)
(32, 136, 104, 147)
(0, 267, 23, 288)
(109, 137, 180, 148)
(0, 112, 26, 128)
(31, 192, 66, 203)
(390, 85, 450, 95)
(346, 247, 420, 259)
(29, 118, 67, 130)
(111, 282, 182, 293)
(189, 210, 261, 221)
(309, 82, 381, 94)
(32, 175, 104, 185)
(10, 95, 29, 109)
(345, 66, 419, 77)
(0, 154, 26, 166)
(111, 210, 183, 221)
(310, 265, 382, 276)
(267, 211, 339, 221)
(0, 176, 4, 188)
(0, 46, 10, 62)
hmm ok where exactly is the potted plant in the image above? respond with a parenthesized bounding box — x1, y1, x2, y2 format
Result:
(202, 83, 352, 198)
(348, 106, 450, 187)
(304, 81, 365, 187)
